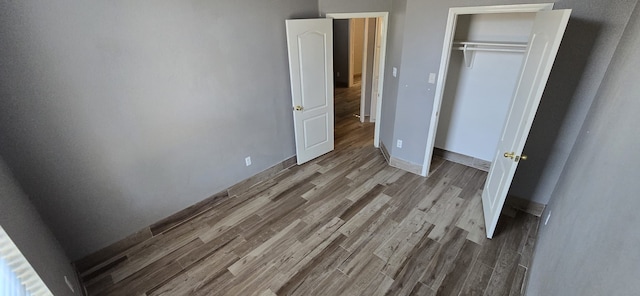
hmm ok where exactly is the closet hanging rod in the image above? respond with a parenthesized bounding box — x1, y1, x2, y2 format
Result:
(453, 41, 528, 68)
(452, 47, 526, 53)
(453, 41, 528, 48)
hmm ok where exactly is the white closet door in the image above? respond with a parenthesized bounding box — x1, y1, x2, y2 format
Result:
(482, 9, 571, 238)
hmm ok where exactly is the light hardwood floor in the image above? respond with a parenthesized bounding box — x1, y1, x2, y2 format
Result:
(77, 81, 540, 296)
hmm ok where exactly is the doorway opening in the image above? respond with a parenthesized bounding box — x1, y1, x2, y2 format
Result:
(327, 12, 389, 148)
(284, 13, 387, 164)
(331, 17, 379, 149)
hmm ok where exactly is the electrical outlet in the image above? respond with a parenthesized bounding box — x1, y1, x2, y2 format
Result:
(392, 67, 398, 77)
(396, 139, 403, 148)
(245, 156, 252, 166)
(64, 276, 75, 293)
(545, 210, 552, 225)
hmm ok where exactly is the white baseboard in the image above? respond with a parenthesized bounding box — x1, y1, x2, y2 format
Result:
(433, 148, 491, 172)
(380, 142, 424, 176)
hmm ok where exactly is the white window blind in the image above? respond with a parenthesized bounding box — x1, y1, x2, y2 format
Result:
(0, 226, 53, 296)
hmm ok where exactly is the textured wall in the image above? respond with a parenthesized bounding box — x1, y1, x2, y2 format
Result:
(527, 1, 640, 294)
(0, 0, 317, 260)
(0, 158, 79, 296)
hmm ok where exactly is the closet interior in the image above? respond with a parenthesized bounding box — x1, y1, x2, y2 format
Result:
(434, 12, 536, 171)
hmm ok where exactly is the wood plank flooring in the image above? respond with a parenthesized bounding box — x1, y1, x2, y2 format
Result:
(77, 80, 540, 296)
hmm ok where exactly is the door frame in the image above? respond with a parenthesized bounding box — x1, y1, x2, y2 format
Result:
(420, 3, 555, 176)
(359, 18, 369, 123)
(370, 18, 383, 123)
(326, 12, 389, 148)
(348, 18, 367, 122)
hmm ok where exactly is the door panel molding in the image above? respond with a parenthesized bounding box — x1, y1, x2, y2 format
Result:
(482, 9, 571, 238)
(286, 19, 335, 165)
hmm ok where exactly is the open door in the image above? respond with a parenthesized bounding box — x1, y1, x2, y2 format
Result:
(482, 10, 571, 238)
(285, 19, 335, 165)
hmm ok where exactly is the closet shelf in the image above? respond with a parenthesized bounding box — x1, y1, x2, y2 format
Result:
(452, 41, 528, 67)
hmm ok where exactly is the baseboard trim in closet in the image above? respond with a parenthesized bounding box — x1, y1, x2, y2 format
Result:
(73, 155, 297, 275)
(434, 148, 491, 172)
(505, 195, 546, 217)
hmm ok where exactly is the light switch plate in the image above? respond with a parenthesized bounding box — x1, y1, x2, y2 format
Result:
(428, 73, 437, 84)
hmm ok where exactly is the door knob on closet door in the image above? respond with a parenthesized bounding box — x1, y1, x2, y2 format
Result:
(504, 152, 528, 162)
(294, 105, 304, 111)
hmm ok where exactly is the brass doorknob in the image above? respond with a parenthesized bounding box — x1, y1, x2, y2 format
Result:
(504, 152, 528, 162)
(294, 105, 304, 111)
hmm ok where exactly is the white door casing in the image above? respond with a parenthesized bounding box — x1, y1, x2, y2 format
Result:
(285, 19, 335, 165)
(482, 9, 571, 238)
(360, 18, 370, 123)
(370, 18, 383, 122)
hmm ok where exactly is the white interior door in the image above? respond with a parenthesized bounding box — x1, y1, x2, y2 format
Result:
(482, 9, 571, 238)
(370, 18, 383, 122)
(286, 19, 335, 165)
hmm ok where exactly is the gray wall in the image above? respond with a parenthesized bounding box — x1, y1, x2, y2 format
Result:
(383, 0, 636, 205)
(319, 0, 391, 15)
(334, 19, 350, 85)
(0, 157, 79, 296)
(379, 0, 407, 151)
(0, 0, 317, 260)
(527, 2, 640, 294)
